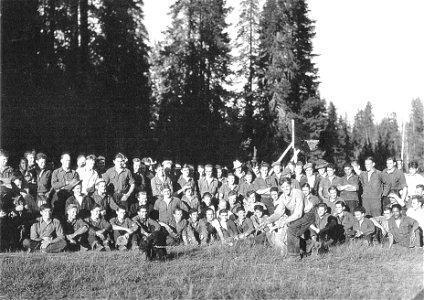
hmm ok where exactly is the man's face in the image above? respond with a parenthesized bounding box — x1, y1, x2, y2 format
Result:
(206, 210, 214, 222)
(61, 154, 71, 169)
(335, 204, 344, 214)
(185, 188, 193, 196)
(27, 154, 35, 166)
(73, 184, 82, 196)
(97, 159, 105, 169)
(174, 210, 183, 222)
(273, 165, 281, 174)
(77, 157, 86, 168)
(416, 187, 424, 196)
(91, 207, 101, 219)
(217, 169, 222, 178)
(156, 166, 164, 176)
(228, 175, 235, 185)
(344, 166, 352, 176)
(327, 168, 335, 177)
(411, 199, 422, 210)
(270, 191, 279, 201)
(133, 161, 141, 172)
(282, 182, 291, 195)
(329, 189, 337, 199)
(409, 167, 417, 176)
(190, 212, 199, 222)
(260, 167, 269, 177)
(198, 166, 204, 174)
(301, 186, 310, 197)
(117, 208, 126, 220)
(228, 195, 237, 205)
(86, 159, 95, 170)
(162, 188, 171, 199)
(0, 155, 8, 168)
(182, 168, 190, 177)
(237, 210, 246, 221)
(245, 174, 253, 183)
(396, 160, 403, 169)
(41, 208, 52, 221)
(295, 165, 303, 175)
(37, 158, 46, 170)
(305, 167, 313, 177)
(218, 200, 227, 210)
(354, 211, 364, 221)
(137, 194, 147, 205)
(13, 179, 23, 189)
(203, 196, 211, 206)
(68, 208, 77, 221)
(254, 209, 263, 219)
(386, 159, 395, 170)
(317, 206, 326, 217)
(365, 160, 374, 172)
(219, 211, 228, 221)
(392, 207, 401, 219)
(97, 182, 106, 194)
(205, 167, 213, 178)
(20, 159, 28, 170)
(114, 157, 124, 169)
(383, 210, 392, 220)
(138, 208, 148, 220)
(247, 194, 256, 204)
(318, 168, 326, 176)
(252, 166, 259, 175)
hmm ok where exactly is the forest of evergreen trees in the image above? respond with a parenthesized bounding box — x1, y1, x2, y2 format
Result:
(1, 0, 423, 170)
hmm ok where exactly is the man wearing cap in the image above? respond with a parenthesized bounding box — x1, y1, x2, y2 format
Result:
(337, 163, 360, 213)
(197, 164, 219, 199)
(35, 153, 53, 208)
(318, 163, 340, 203)
(102, 153, 135, 210)
(0, 149, 14, 188)
(381, 157, 408, 210)
(51, 153, 80, 219)
(65, 179, 94, 219)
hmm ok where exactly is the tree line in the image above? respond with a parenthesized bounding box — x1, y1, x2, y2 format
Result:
(1, 0, 422, 170)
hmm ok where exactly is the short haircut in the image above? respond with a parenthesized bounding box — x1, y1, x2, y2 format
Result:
(61, 152, 71, 159)
(301, 183, 311, 189)
(327, 163, 335, 170)
(270, 187, 279, 193)
(173, 207, 183, 214)
(328, 185, 338, 193)
(227, 172, 235, 178)
(205, 164, 213, 169)
(219, 209, 228, 215)
(24, 150, 34, 158)
(189, 209, 198, 215)
(161, 184, 171, 192)
(280, 177, 292, 185)
(409, 161, 419, 169)
(335, 200, 346, 207)
(236, 207, 245, 214)
(260, 162, 270, 169)
(353, 206, 366, 214)
(343, 162, 352, 169)
(365, 156, 375, 163)
(40, 204, 52, 211)
(36, 152, 47, 161)
(66, 204, 78, 212)
(0, 149, 9, 158)
(215, 164, 222, 170)
(206, 208, 215, 215)
(138, 205, 148, 212)
(254, 205, 264, 212)
(416, 184, 424, 190)
(133, 158, 141, 163)
(391, 204, 402, 211)
(114, 153, 125, 160)
(317, 203, 328, 210)
(228, 190, 237, 197)
(202, 192, 212, 199)
(86, 154, 96, 161)
(155, 163, 162, 170)
(411, 196, 424, 204)
(246, 190, 256, 198)
(116, 204, 127, 212)
(383, 206, 392, 213)
(245, 170, 254, 177)
(77, 154, 86, 161)
(386, 157, 395, 163)
(296, 161, 304, 167)
(137, 190, 147, 196)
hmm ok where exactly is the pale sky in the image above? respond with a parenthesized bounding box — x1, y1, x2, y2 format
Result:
(144, 0, 424, 123)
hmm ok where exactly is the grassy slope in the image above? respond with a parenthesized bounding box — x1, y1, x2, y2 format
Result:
(0, 243, 422, 300)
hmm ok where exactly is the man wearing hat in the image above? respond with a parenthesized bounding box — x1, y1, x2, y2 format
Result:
(102, 153, 135, 210)
(233, 160, 245, 184)
(65, 179, 94, 219)
(51, 153, 80, 220)
(315, 159, 328, 189)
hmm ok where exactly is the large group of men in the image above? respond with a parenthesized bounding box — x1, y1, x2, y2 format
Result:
(0, 148, 423, 260)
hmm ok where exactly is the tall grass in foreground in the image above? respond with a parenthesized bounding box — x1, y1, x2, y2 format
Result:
(0, 242, 422, 299)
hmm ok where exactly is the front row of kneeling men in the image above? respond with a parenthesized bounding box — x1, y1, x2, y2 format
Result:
(21, 178, 421, 259)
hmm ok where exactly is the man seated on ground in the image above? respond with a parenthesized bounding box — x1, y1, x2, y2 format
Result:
(85, 204, 113, 251)
(215, 199, 229, 218)
(350, 206, 375, 245)
(333, 201, 355, 243)
(185, 209, 209, 246)
(406, 196, 424, 229)
(301, 183, 320, 215)
(219, 173, 239, 201)
(129, 191, 152, 218)
(308, 203, 340, 254)
(211, 209, 238, 245)
(388, 204, 420, 248)
(228, 190, 241, 221)
(153, 184, 183, 225)
(370, 206, 392, 244)
(160, 208, 188, 246)
(181, 186, 201, 217)
(65, 179, 94, 219)
(234, 207, 255, 241)
(63, 204, 89, 251)
(250, 205, 268, 244)
(110, 205, 138, 251)
(243, 191, 266, 218)
(23, 204, 67, 253)
(199, 192, 216, 217)
(9, 196, 34, 250)
(324, 186, 344, 214)
(132, 205, 166, 260)
(203, 208, 218, 242)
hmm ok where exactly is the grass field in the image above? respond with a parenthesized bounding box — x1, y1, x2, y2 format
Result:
(0, 242, 423, 300)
